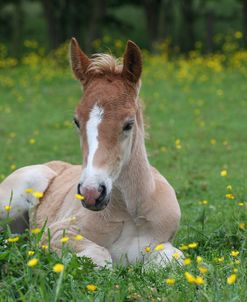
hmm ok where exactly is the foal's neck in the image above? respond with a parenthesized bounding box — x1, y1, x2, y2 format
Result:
(115, 105, 154, 216)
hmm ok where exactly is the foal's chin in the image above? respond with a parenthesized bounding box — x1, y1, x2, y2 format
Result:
(80, 196, 111, 212)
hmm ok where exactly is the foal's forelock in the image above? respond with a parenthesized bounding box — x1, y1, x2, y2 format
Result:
(86, 54, 123, 76)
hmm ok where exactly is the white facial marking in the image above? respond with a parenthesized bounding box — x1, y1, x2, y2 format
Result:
(86, 104, 104, 171)
(79, 104, 112, 193)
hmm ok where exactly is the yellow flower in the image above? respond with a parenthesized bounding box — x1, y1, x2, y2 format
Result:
(216, 256, 224, 263)
(74, 234, 84, 241)
(179, 244, 188, 251)
(238, 202, 244, 206)
(31, 228, 41, 234)
(32, 192, 44, 198)
(28, 250, 35, 256)
(10, 164, 16, 171)
(210, 138, 217, 145)
(41, 244, 48, 250)
(114, 39, 123, 49)
(201, 200, 208, 205)
(172, 252, 181, 259)
(29, 138, 36, 145)
(230, 250, 239, 257)
(183, 258, 191, 266)
(27, 258, 39, 267)
(4, 205, 12, 212)
(226, 185, 232, 191)
(154, 243, 165, 251)
(86, 284, 97, 291)
(60, 236, 69, 243)
(188, 242, 198, 249)
(196, 256, 203, 264)
(184, 272, 196, 283)
(239, 223, 245, 230)
(185, 272, 205, 285)
(195, 276, 204, 285)
(233, 268, 238, 273)
(7, 236, 20, 243)
(234, 260, 241, 265)
(175, 139, 182, 149)
(227, 274, 237, 285)
(220, 169, 228, 177)
(75, 194, 85, 201)
(225, 193, 235, 200)
(144, 246, 151, 253)
(53, 263, 64, 273)
(234, 31, 243, 39)
(9, 132, 16, 139)
(25, 188, 33, 193)
(198, 266, 208, 274)
(165, 278, 176, 285)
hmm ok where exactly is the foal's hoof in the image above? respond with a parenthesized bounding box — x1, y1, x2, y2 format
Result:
(144, 242, 184, 269)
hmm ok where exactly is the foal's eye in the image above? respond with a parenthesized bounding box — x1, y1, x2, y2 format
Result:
(73, 117, 80, 128)
(123, 120, 134, 132)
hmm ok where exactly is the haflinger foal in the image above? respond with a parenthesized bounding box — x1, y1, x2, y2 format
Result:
(0, 38, 183, 267)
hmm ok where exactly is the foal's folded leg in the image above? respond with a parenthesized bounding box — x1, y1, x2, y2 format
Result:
(0, 165, 56, 231)
(43, 219, 112, 268)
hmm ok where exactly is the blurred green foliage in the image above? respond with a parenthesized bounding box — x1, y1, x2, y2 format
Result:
(0, 0, 247, 56)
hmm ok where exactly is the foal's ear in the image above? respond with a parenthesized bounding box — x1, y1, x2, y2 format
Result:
(70, 37, 90, 82)
(122, 40, 142, 83)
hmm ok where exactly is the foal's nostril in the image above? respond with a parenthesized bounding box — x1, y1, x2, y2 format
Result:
(77, 183, 82, 195)
(97, 184, 107, 202)
(77, 182, 108, 210)
(98, 184, 106, 194)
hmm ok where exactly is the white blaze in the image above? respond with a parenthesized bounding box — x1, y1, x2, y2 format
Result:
(86, 104, 104, 170)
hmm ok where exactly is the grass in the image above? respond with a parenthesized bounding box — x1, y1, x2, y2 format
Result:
(0, 47, 247, 301)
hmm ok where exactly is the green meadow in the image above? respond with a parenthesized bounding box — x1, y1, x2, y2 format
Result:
(0, 44, 246, 301)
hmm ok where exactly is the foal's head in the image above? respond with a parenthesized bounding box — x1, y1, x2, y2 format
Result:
(70, 38, 142, 211)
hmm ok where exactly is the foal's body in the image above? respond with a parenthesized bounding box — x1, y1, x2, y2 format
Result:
(0, 39, 182, 267)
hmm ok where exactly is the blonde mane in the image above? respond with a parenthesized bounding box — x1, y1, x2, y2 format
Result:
(86, 54, 123, 75)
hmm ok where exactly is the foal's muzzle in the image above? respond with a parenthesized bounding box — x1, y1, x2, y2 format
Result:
(77, 183, 110, 211)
